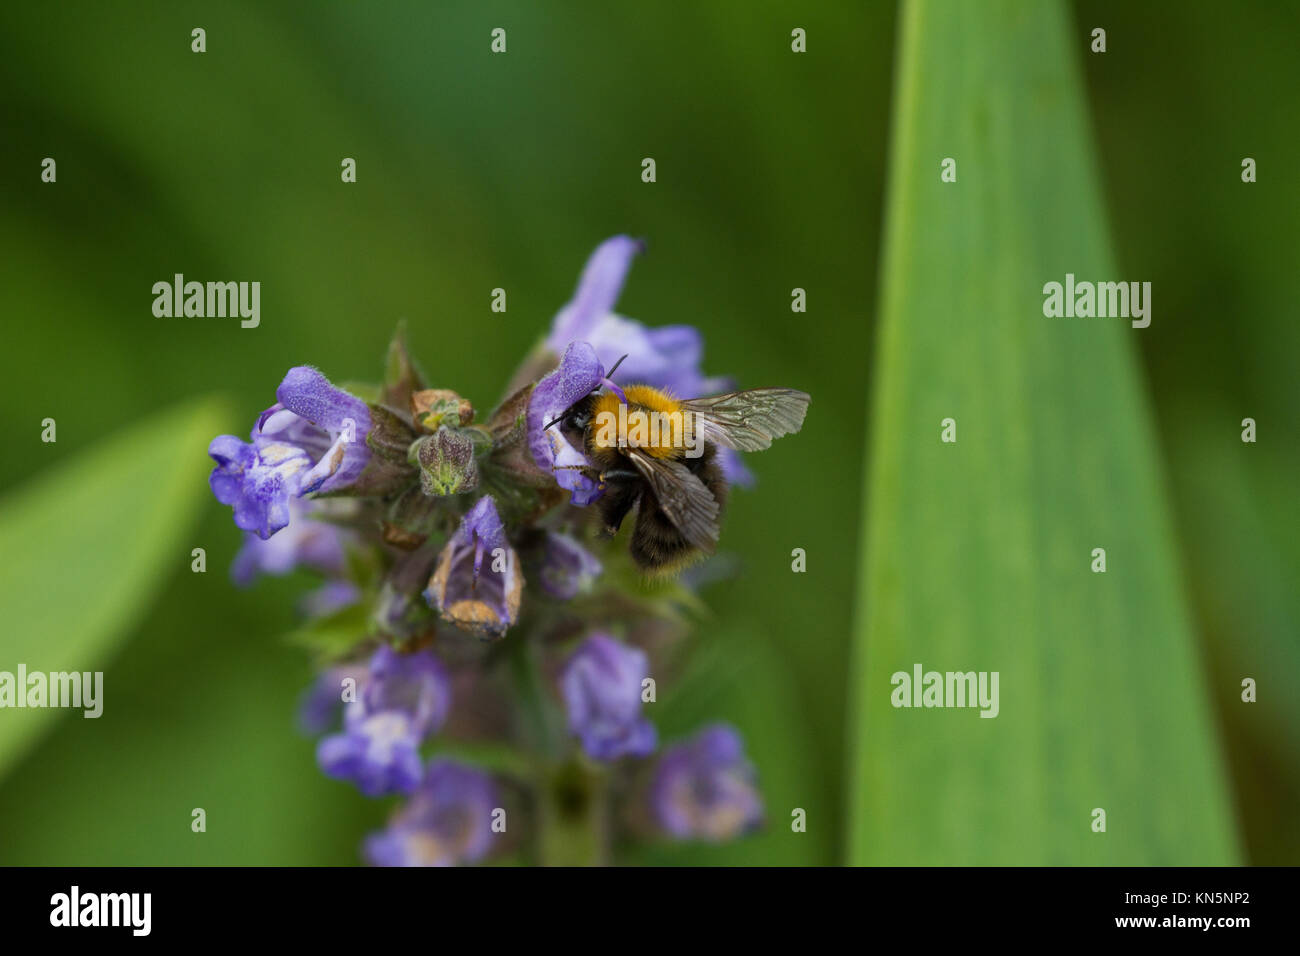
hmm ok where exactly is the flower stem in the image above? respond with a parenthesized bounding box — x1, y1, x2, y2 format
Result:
(538, 758, 608, 867)
(507, 635, 560, 758)
(507, 638, 608, 865)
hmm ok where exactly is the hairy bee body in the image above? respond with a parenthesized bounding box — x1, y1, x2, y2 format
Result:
(552, 379, 808, 576)
(559, 386, 721, 575)
(626, 446, 727, 574)
(588, 385, 692, 460)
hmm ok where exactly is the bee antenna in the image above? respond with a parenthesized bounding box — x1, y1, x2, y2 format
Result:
(605, 354, 629, 380)
(597, 355, 631, 406)
(543, 413, 565, 430)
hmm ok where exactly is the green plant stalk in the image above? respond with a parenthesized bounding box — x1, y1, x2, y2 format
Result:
(537, 758, 609, 868)
(507, 635, 607, 865)
(846, 0, 1239, 865)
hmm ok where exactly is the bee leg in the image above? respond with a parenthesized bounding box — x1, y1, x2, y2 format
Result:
(597, 474, 641, 537)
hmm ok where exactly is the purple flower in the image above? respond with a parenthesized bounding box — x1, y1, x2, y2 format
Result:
(317, 646, 451, 797)
(298, 579, 363, 620)
(559, 315, 733, 400)
(537, 532, 602, 600)
(229, 499, 351, 586)
(209, 366, 372, 539)
(364, 760, 500, 867)
(543, 237, 753, 486)
(544, 236, 725, 395)
(360, 645, 452, 732)
(526, 342, 606, 505)
(560, 634, 656, 760)
(298, 663, 368, 735)
(317, 711, 424, 797)
(424, 496, 522, 639)
(547, 235, 644, 352)
(715, 446, 754, 488)
(650, 724, 763, 842)
(227, 489, 361, 621)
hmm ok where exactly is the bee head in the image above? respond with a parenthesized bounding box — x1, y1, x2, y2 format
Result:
(560, 404, 591, 431)
(542, 353, 630, 435)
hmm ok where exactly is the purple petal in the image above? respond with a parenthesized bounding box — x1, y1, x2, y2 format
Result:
(527, 343, 604, 462)
(650, 723, 763, 841)
(526, 343, 606, 503)
(317, 712, 424, 797)
(276, 366, 371, 435)
(456, 496, 506, 555)
(364, 761, 499, 866)
(363, 830, 421, 867)
(211, 442, 305, 540)
(547, 236, 644, 350)
(275, 367, 373, 491)
(717, 446, 755, 487)
(573, 315, 695, 391)
(209, 369, 375, 538)
(208, 434, 256, 475)
(538, 532, 603, 600)
(561, 635, 656, 761)
(425, 497, 522, 639)
(298, 579, 362, 619)
(230, 499, 351, 585)
(550, 434, 603, 505)
(297, 663, 367, 735)
(360, 645, 452, 739)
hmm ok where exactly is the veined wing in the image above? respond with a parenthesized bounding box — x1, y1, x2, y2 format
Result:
(680, 388, 810, 452)
(627, 450, 720, 553)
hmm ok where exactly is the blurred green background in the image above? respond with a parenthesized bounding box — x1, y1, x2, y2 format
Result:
(0, 1, 1294, 865)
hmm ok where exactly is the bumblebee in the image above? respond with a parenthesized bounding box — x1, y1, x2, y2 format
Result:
(547, 357, 809, 574)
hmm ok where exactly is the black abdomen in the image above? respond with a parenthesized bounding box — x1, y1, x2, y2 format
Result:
(629, 446, 728, 573)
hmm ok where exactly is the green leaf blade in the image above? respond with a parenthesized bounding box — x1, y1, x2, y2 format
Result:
(847, 0, 1238, 865)
(0, 396, 230, 778)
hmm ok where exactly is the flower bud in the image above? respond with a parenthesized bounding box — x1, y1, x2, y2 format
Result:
(424, 496, 522, 640)
(416, 427, 479, 497)
(412, 388, 474, 431)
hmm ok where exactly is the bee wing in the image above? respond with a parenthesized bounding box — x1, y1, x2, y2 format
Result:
(627, 450, 720, 554)
(679, 388, 810, 452)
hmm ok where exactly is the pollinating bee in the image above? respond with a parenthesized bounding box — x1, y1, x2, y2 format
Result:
(546, 356, 810, 575)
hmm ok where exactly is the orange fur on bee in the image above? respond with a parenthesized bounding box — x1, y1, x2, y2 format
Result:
(589, 385, 694, 460)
